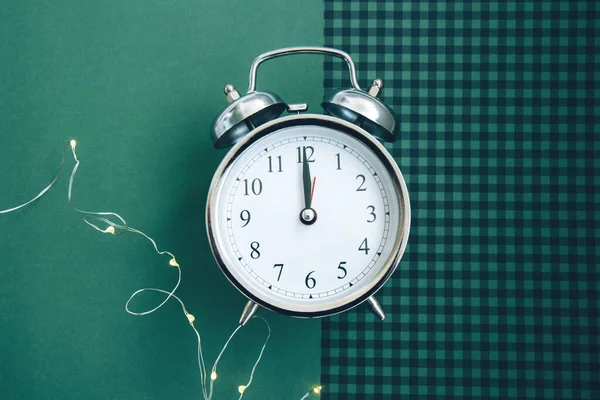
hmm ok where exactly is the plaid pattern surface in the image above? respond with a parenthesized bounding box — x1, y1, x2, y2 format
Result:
(322, 1, 599, 399)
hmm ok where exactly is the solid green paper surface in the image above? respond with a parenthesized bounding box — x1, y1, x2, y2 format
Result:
(0, 1, 323, 399)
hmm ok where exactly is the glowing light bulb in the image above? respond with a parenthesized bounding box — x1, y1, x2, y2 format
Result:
(210, 371, 217, 381)
(313, 385, 322, 394)
(70, 139, 77, 150)
(186, 314, 195, 324)
(104, 226, 115, 235)
(169, 258, 179, 267)
(238, 385, 246, 394)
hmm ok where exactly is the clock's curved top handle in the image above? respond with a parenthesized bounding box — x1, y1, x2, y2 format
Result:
(212, 46, 399, 149)
(247, 46, 361, 92)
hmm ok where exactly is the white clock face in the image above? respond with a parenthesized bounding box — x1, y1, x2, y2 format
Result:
(209, 119, 406, 315)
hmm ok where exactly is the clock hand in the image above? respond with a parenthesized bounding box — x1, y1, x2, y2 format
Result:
(300, 147, 317, 225)
(310, 176, 316, 207)
(302, 147, 312, 209)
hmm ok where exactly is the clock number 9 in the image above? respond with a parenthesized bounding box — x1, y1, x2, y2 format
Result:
(305, 271, 316, 289)
(250, 241, 261, 259)
(240, 210, 251, 227)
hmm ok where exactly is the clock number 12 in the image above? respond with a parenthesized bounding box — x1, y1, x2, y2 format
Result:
(296, 146, 315, 163)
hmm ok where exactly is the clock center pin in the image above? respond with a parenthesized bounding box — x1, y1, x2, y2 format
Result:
(300, 208, 317, 225)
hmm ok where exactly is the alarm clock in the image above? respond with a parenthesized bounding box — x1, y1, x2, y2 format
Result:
(206, 47, 410, 325)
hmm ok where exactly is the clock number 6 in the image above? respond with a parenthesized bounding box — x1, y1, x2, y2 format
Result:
(337, 261, 347, 279)
(305, 271, 316, 289)
(250, 241, 261, 259)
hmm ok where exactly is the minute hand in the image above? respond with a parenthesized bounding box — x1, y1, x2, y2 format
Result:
(302, 148, 312, 209)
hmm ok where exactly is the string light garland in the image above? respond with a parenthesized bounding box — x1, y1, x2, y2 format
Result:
(0, 140, 323, 399)
(0, 142, 69, 215)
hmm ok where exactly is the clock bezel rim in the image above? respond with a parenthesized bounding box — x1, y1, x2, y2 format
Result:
(206, 114, 411, 318)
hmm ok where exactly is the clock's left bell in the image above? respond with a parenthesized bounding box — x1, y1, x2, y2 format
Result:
(211, 85, 286, 149)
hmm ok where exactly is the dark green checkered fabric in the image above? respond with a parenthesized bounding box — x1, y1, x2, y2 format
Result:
(322, 1, 599, 399)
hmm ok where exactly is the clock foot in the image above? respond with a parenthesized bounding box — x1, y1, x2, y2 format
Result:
(367, 296, 386, 320)
(239, 300, 260, 326)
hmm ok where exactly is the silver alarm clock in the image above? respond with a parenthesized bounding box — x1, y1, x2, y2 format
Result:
(206, 47, 410, 325)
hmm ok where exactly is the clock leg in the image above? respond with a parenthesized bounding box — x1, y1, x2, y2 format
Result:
(366, 296, 386, 321)
(239, 300, 260, 326)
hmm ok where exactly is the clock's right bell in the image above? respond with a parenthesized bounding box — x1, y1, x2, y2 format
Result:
(322, 79, 397, 143)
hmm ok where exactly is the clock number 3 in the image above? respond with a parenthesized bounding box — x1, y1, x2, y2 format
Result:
(250, 241, 261, 259)
(366, 205, 376, 222)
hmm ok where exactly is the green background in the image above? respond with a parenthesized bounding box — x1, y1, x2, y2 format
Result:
(322, 1, 599, 399)
(4, 1, 598, 399)
(0, 1, 323, 399)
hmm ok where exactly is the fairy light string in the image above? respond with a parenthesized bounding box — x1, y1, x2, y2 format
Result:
(0, 142, 69, 215)
(301, 386, 324, 400)
(0, 140, 323, 399)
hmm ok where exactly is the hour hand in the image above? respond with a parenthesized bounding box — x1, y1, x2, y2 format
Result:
(299, 147, 317, 225)
(302, 147, 312, 209)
